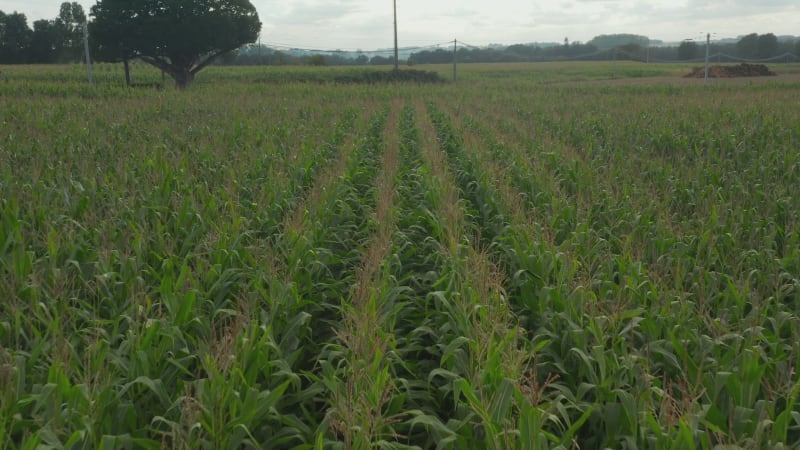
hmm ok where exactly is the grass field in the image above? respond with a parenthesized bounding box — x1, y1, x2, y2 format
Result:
(1, 62, 799, 449)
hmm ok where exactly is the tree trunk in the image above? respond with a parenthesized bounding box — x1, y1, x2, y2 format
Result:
(172, 68, 195, 89)
(138, 57, 199, 89)
(123, 59, 131, 86)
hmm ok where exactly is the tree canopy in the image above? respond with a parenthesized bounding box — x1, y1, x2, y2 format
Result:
(0, 11, 32, 63)
(89, 0, 261, 88)
(0, 3, 87, 64)
(737, 33, 780, 60)
(55, 2, 87, 63)
(587, 34, 650, 51)
(677, 41, 698, 60)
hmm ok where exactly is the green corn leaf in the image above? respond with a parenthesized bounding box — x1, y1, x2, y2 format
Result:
(489, 378, 515, 424)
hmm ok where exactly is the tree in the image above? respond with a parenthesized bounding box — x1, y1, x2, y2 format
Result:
(308, 54, 326, 66)
(0, 11, 33, 64)
(88, 0, 141, 85)
(756, 33, 778, 59)
(677, 40, 698, 60)
(90, 0, 261, 88)
(29, 19, 59, 63)
(506, 44, 535, 60)
(54, 2, 86, 62)
(370, 55, 392, 65)
(737, 33, 759, 59)
(617, 43, 643, 61)
(588, 34, 649, 51)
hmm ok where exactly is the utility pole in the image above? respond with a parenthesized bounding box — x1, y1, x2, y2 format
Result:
(704, 33, 710, 83)
(83, 22, 93, 84)
(453, 39, 457, 82)
(393, 0, 399, 70)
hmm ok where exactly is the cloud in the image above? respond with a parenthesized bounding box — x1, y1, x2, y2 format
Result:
(3, 0, 798, 50)
(273, 0, 363, 25)
(687, 0, 798, 16)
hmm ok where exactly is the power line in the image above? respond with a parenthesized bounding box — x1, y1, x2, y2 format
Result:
(456, 41, 484, 49)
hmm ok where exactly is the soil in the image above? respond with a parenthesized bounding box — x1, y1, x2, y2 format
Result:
(684, 63, 777, 78)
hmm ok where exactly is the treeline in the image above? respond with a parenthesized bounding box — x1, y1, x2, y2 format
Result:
(0, 3, 87, 64)
(222, 42, 610, 67)
(228, 48, 396, 67)
(409, 42, 603, 64)
(225, 33, 800, 67)
(408, 34, 799, 65)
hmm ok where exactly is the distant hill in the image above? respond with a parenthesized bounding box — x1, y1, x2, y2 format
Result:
(588, 34, 650, 50)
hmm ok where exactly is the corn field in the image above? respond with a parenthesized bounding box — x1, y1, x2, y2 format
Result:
(1, 63, 799, 449)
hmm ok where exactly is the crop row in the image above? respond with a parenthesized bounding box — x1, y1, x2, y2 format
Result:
(425, 82, 800, 448)
(0, 85, 385, 448)
(2, 67, 800, 449)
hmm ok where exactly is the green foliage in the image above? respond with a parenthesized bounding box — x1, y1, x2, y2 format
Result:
(677, 41, 699, 61)
(89, 0, 261, 87)
(0, 2, 86, 64)
(333, 69, 444, 84)
(588, 33, 651, 50)
(0, 11, 32, 64)
(738, 33, 781, 59)
(1, 63, 799, 449)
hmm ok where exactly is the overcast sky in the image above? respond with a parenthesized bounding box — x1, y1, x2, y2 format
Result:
(5, 0, 799, 50)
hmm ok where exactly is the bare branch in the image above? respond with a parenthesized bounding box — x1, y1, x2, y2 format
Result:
(191, 47, 239, 75)
(139, 56, 173, 74)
